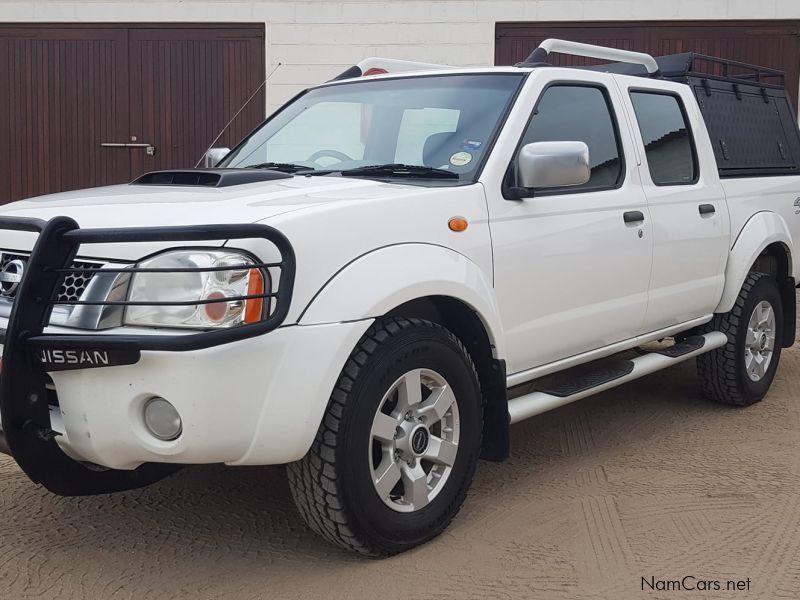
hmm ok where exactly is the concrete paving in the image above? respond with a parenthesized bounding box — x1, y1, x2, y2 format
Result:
(2, 317, 799, 599)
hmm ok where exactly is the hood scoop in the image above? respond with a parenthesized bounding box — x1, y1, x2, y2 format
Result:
(131, 169, 292, 188)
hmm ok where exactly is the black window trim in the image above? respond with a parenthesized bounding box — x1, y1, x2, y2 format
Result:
(628, 87, 701, 187)
(502, 80, 627, 200)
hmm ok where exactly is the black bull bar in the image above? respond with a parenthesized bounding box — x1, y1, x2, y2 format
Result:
(0, 215, 295, 495)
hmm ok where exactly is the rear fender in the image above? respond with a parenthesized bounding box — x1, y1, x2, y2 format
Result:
(716, 211, 794, 313)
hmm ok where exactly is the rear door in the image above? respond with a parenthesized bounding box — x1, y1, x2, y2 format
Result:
(486, 71, 653, 375)
(615, 77, 730, 331)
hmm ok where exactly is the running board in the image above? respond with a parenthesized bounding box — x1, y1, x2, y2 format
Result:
(507, 331, 727, 425)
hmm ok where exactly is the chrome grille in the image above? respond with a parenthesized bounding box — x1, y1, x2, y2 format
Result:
(0, 251, 105, 302)
(57, 261, 103, 302)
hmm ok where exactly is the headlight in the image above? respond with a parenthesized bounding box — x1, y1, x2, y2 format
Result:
(123, 250, 269, 329)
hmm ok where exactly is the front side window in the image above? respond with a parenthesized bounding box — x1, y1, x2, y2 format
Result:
(515, 85, 624, 191)
(630, 91, 698, 186)
(221, 74, 524, 182)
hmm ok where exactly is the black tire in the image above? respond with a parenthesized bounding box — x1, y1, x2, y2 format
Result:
(697, 272, 783, 406)
(287, 317, 483, 556)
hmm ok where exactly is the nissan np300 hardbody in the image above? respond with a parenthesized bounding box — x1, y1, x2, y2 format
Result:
(1, 40, 799, 555)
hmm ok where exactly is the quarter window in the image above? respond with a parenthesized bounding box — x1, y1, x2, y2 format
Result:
(630, 92, 698, 185)
(517, 85, 623, 191)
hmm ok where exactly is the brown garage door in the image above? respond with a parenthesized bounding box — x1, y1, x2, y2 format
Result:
(496, 21, 800, 109)
(0, 24, 265, 204)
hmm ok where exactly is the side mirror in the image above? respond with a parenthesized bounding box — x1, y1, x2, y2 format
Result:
(201, 147, 231, 169)
(517, 141, 590, 190)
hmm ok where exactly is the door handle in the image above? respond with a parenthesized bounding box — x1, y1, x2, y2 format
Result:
(699, 203, 716, 215)
(101, 142, 156, 156)
(101, 142, 152, 147)
(623, 210, 645, 224)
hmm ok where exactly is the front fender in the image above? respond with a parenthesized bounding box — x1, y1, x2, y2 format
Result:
(716, 211, 794, 313)
(298, 243, 506, 359)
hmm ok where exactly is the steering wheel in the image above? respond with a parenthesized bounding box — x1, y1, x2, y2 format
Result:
(306, 149, 353, 167)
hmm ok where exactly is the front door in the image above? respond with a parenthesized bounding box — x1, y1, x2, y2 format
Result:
(487, 75, 653, 376)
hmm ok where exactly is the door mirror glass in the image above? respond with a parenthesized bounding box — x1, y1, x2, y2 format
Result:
(202, 147, 231, 168)
(517, 141, 590, 189)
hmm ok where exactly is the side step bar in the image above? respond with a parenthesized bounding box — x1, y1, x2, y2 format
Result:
(508, 332, 727, 425)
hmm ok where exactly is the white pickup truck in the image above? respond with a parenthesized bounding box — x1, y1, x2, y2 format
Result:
(1, 40, 799, 556)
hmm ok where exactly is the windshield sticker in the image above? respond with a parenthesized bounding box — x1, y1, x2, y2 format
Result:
(460, 139, 483, 151)
(450, 152, 473, 167)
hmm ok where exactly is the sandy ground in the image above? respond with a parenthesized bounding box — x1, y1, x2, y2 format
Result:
(2, 323, 799, 599)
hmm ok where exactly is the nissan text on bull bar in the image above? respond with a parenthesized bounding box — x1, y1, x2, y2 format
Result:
(1, 40, 799, 556)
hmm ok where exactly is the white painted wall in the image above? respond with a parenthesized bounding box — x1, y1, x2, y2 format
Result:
(2, 1, 800, 111)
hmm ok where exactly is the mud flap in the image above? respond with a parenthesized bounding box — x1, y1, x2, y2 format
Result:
(480, 358, 509, 462)
(780, 276, 796, 347)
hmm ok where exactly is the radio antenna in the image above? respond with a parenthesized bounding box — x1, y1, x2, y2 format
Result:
(195, 62, 283, 168)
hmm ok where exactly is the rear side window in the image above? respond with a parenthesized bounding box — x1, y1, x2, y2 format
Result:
(518, 85, 623, 192)
(630, 92, 698, 186)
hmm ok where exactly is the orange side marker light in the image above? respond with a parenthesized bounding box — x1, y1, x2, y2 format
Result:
(448, 216, 469, 232)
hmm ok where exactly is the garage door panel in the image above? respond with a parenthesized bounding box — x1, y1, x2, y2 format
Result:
(0, 24, 265, 204)
(128, 27, 265, 179)
(0, 27, 130, 202)
(495, 25, 643, 66)
(496, 21, 800, 110)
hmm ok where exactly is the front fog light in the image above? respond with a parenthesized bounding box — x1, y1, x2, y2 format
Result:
(143, 397, 183, 441)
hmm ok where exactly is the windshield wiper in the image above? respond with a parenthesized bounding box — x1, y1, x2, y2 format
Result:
(245, 162, 316, 174)
(336, 164, 459, 180)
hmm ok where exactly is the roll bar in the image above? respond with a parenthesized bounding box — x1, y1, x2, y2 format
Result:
(521, 38, 660, 76)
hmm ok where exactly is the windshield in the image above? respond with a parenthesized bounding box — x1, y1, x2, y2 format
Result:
(220, 73, 524, 181)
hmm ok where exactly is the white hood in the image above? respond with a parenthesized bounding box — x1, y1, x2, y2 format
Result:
(0, 175, 406, 259)
(0, 176, 396, 227)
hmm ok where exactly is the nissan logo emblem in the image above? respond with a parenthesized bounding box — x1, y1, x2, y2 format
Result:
(0, 258, 25, 296)
(411, 427, 430, 455)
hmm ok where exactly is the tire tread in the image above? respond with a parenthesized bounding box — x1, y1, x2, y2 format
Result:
(287, 317, 479, 556)
(696, 271, 773, 406)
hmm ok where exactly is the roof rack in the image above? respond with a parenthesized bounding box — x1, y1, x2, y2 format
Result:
(585, 52, 786, 89)
(519, 39, 660, 76)
(681, 54, 785, 88)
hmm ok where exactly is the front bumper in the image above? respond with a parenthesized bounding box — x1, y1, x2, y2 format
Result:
(2, 319, 370, 470)
(0, 215, 338, 495)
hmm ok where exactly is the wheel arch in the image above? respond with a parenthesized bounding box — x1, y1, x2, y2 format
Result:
(716, 212, 796, 347)
(384, 296, 509, 461)
(298, 243, 506, 356)
(299, 244, 510, 461)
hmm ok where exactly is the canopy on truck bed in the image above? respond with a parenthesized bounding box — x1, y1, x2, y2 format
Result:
(587, 53, 800, 178)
